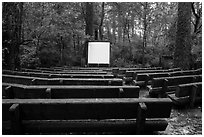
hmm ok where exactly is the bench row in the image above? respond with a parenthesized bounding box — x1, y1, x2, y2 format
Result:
(122, 68, 182, 84)
(3, 69, 109, 75)
(168, 82, 202, 107)
(3, 74, 123, 86)
(2, 98, 172, 135)
(3, 70, 114, 78)
(36, 67, 111, 71)
(112, 67, 164, 78)
(148, 75, 202, 97)
(2, 83, 140, 99)
(38, 67, 162, 73)
(134, 69, 202, 87)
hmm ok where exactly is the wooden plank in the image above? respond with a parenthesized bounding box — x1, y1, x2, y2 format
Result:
(50, 74, 114, 78)
(10, 85, 46, 99)
(2, 84, 139, 99)
(175, 83, 194, 97)
(52, 87, 139, 98)
(3, 98, 171, 134)
(151, 75, 201, 88)
(21, 119, 168, 134)
(61, 78, 123, 86)
(151, 78, 164, 88)
(3, 74, 123, 86)
(3, 98, 172, 120)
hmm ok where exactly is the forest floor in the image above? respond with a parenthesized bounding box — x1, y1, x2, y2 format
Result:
(140, 88, 202, 135)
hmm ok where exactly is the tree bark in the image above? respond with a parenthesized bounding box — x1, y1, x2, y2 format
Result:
(142, 2, 148, 67)
(85, 2, 94, 37)
(99, 2, 105, 40)
(174, 2, 192, 70)
(83, 2, 94, 65)
(3, 2, 23, 70)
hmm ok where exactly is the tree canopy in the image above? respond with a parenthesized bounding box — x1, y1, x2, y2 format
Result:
(2, 2, 202, 69)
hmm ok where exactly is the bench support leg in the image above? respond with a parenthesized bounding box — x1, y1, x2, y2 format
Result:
(9, 104, 22, 134)
(5, 86, 13, 99)
(160, 79, 168, 98)
(46, 88, 52, 99)
(190, 85, 197, 108)
(136, 102, 147, 134)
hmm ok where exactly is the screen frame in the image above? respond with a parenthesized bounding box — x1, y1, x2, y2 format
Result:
(87, 41, 111, 66)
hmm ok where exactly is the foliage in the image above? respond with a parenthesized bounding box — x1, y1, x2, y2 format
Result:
(2, 2, 202, 68)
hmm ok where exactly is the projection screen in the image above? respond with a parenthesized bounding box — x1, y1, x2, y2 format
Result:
(88, 42, 110, 64)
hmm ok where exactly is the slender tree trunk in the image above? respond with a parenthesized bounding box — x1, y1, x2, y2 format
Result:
(99, 2, 105, 40)
(131, 14, 135, 39)
(142, 2, 148, 67)
(117, 12, 122, 43)
(174, 2, 192, 70)
(127, 20, 131, 43)
(85, 2, 94, 37)
(112, 15, 116, 44)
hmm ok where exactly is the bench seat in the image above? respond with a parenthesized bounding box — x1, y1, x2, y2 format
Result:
(3, 83, 140, 99)
(2, 98, 172, 135)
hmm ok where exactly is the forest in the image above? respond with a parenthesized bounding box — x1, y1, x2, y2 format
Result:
(2, 2, 202, 70)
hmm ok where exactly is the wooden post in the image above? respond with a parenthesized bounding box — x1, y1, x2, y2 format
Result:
(5, 86, 13, 98)
(46, 88, 52, 99)
(189, 85, 197, 108)
(108, 80, 111, 85)
(119, 88, 124, 97)
(59, 79, 63, 85)
(112, 68, 119, 77)
(31, 79, 36, 85)
(9, 104, 22, 134)
(136, 102, 147, 134)
(160, 79, 168, 98)
(144, 74, 150, 87)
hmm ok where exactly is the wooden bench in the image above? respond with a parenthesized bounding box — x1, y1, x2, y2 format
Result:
(2, 98, 172, 135)
(148, 75, 202, 97)
(168, 82, 202, 107)
(2, 75, 123, 86)
(3, 83, 140, 99)
(49, 74, 114, 78)
(3, 69, 109, 75)
(127, 69, 169, 82)
(3, 70, 114, 79)
(134, 69, 202, 88)
(134, 73, 170, 87)
(112, 67, 162, 78)
(125, 69, 173, 85)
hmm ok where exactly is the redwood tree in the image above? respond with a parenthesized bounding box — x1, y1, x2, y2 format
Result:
(2, 2, 24, 70)
(174, 2, 192, 70)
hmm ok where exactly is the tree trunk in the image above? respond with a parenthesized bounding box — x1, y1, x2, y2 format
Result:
(174, 2, 192, 70)
(83, 2, 94, 65)
(85, 2, 94, 37)
(112, 15, 116, 44)
(3, 2, 23, 70)
(117, 12, 122, 43)
(142, 2, 148, 67)
(99, 2, 105, 40)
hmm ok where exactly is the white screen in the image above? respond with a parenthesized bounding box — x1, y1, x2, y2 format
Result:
(88, 42, 110, 64)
